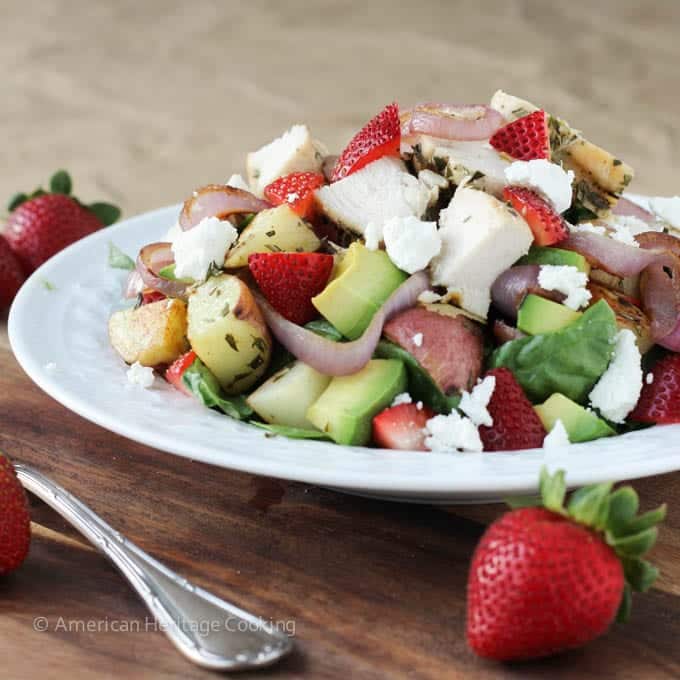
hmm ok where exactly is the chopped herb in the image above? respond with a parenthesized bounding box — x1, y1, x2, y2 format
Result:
(265, 244, 283, 253)
(224, 333, 239, 351)
(41, 278, 56, 291)
(613, 159, 622, 166)
(248, 354, 265, 370)
(221, 302, 230, 317)
(252, 169, 260, 179)
(251, 336, 267, 352)
(134, 293, 144, 309)
(206, 262, 223, 279)
(470, 170, 485, 182)
(623, 174, 633, 187)
(108, 242, 135, 270)
(233, 371, 251, 382)
(265, 230, 276, 237)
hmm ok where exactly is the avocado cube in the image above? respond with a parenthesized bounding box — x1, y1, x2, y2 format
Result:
(517, 295, 582, 335)
(518, 245, 590, 274)
(535, 393, 615, 443)
(306, 359, 407, 445)
(312, 242, 407, 340)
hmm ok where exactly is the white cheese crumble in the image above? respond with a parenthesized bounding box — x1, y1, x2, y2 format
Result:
(226, 174, 250, 191)
(609, 214, 656, 236)
(538, 265, 592, 310)
(418, 290, 443, 304)
(588, 329, 642, 423)
(646, 372, 654, 385)
(363, 221, 383, 251)
(504, 159, 575, 213)
(126, 361, 155, 389)
(608, 220, 639, 247)
(543, 419, 570, 449)
(459, 375, 496, 427)
(649, 196, 680, 229)
(416, 401, 423, 410)
(171, 216, 238, 281)
(570, 223, 606, 236)
(424, 410, 483, 453)
(412, 332, 424, 347)
(391, 392, 413, 407)
(383, 216, 441, 274)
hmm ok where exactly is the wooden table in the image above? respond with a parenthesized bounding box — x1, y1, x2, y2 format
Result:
(3, 1, 680, 677)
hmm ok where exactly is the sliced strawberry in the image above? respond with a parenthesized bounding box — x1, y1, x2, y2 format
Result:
(372, 403, 435, 451)
(248, 252, 334, 325)
(489, 110, 550, 161)
(165, 350, 197, 396)
(331, 103, 400, 182)
(264, 172, 326, 221)
(479, 368, 546, 451)
(141, 290, 166, 305)
(503, 186, 569, 246)
(630, 354, 680, 423)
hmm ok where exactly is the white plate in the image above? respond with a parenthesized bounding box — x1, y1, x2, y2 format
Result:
(9, 202, 680, 503)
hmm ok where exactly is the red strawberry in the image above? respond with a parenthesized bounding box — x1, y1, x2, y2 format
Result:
(0, 236, 26, 308)
(479, 368, 545, 451)
(467, 467, 664, 661)
(489, 110, 550, 161)
(503, 186, 569, 246)
(165, 350, 197, 396)
(249, 252, 334, 325)
(630, 354, 680, 423)
(5, 170, 120, 273)
(141, 290, 166, 306)
(0, 451, 31, 575)
(372, 402, 435, 451)
(331, 103, 400, 182)
(264, 172, 326, 220)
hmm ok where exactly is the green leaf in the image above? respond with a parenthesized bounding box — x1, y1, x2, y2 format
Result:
(7, 192, 28, 212)
(610, 527, 658, 558)
(182, 358, 253, 420)
(539, 467, 567, 514)
(107, 242, 135, 270)
(490, 300, 618, 403)
(622, 557, 659, 593)
(374, 340, 460, 414)
(305, 319, 344, 342)
(625, 504, 667, 535)
(88, 202, 121, 226)
(616, 582, 632, 623)
(567, 481, 613, 530)
(250, 422, 331, 440)
(606, 487, 639, 537)
(505, 494, 543, 509)
(40, 278, 56, 291)
(49, 169, 72, 195)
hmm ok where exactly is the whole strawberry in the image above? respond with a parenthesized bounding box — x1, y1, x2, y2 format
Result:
(0, 235, 26, 308)
(5, 170, 120, 273)
(467, 467, 664, 661)
(0, 451, 31, 575)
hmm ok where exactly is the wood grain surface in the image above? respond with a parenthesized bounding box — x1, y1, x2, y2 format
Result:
(2, 1, 680, 678)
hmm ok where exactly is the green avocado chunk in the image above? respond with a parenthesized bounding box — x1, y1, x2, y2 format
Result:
(306, 359, 407, 445)
(491, 299, 618, 403)
(517, 245, 590, 273)
(535, 393, 616, 443)
(312, 242, 407, 340)
(517, 294, 582, 335)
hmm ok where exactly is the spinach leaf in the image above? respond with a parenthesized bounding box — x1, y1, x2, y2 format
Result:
(182, 358, 253, 420)
(375, 340, 460, 414)
(108, 242, 135, 270)
(250, 421, 331, 440)
(490, 300, 617, 404)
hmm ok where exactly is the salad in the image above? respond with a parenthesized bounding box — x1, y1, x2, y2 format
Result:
(108, 91, 680, 453)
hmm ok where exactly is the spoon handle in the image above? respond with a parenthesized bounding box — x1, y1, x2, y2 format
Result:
(15, 463, 293, 671)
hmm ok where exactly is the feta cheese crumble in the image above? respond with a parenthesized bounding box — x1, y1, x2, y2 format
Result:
(608, 220, 639, 247)
(418, 290, 443, 304)
(588, 329, 642, 423)
(383, 216, 441, 274)
(543, 419, 570, 449)
(504, 159, 575, 213)
(459, 375, 496, 427)
(538, 265, 592, 310)
(363, 221, 383, 251)
(412, 332, 424, 347)
(171, 216, 238, 281)
(649, 196, 680, 230)
(424, 410, 483, 453)
(226, 173, 251, 192)
(570, 223, 606, 236)
(646, 372, 654, 385)
(126, 361, 155, 389)
(391, 392, 412, 407)
(609, 214, 656, 236)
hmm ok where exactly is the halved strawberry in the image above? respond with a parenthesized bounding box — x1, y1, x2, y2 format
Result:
(372, 403, 435, 451)
(490, 110, 550, 161)
(141, 290, 166, 306)
(248, 252, 334, 325)
(479, 368, 546, 451)
(264, 172, 326, 221)
(503, 186, 569, 246)
(331, 103, 400, 182)
(165, 350, 197, 396)
(630, 354, 680, 423)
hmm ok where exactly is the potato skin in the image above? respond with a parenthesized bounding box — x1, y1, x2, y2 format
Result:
(109, 298, 189, 366)
(187, 274, 271, 394)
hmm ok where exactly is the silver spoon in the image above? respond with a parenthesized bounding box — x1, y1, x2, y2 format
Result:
(15, 463, 293, 672)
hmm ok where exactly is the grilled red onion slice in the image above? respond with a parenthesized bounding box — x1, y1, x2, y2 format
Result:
(123, 270, 144, 299)
(401, 103, 505, 141)
(135, 242, 189, 298)
(256, 271, 429, 376)
(493, 319, 527, 345)
(490, 265, 564, 319)
(640, 265, 680, 341)
(179, 185, 270, 230)
(613, 197, 656, 225)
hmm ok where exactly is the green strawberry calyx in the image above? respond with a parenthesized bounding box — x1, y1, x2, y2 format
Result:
(7, 170, 121, 226)
(508, 466, 666, 623)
